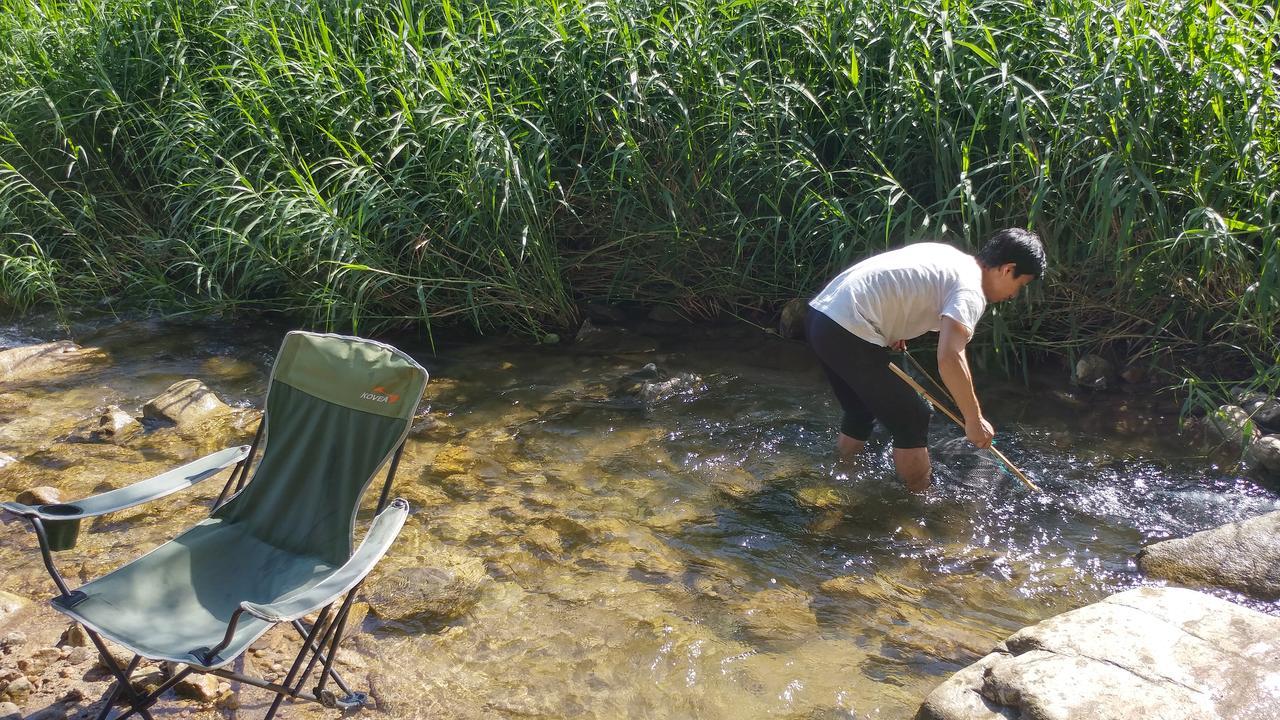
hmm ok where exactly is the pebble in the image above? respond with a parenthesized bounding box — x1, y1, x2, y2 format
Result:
(0, 632, 25, 652)
(14, 486, 61, 506)
(57, 624, 89, 648)
(0, 675, 32, 704)
(174, 673, 220, 703)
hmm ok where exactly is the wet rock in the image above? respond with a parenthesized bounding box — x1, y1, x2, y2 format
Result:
(1249, 398, 1280, 434)
(734, 586, 818, 646)
(0, 701, 19, 720)
(916, 586, 1280, 720)
(430, 444, 476, 476)
(1136, 509, 1280, 600)
(142, 379, 231, 430)
(794, 486, 844, 510)
(1248, 435, 1280, 475)
(366, 550, 486, 628)
(199, 356, 258, 383)
(175, 673, 221, 702)
(1072, 354, 1113, 389)
(1205, 404, 1254, 447)
(710, 466, 763, 501)
(0, 676, 31, 704)
(63, 405, 141, 444)
(0, 341, 106, 384)
(56, 624, 88, 648)
(778, 298, 809, 340)
(611, 364, 702, 405)
(14, 487, 60, 506)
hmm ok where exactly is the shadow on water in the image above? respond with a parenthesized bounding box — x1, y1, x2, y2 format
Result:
(2, 318, 1277, 719)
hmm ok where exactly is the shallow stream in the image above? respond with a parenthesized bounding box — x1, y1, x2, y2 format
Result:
(2, 317, 1277, 719)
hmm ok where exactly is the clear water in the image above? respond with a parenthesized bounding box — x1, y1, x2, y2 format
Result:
(1, 317, 1276, 719)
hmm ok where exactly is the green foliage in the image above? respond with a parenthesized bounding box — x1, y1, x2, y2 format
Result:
(0, 0, 1276, 390)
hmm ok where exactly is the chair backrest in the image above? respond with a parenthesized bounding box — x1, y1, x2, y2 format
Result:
(214, 331, 428, 565)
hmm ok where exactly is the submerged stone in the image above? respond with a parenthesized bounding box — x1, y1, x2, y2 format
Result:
(733, 586, 818, 646)
(142, 379, 231, 430)
(62, 406, 141, 444)
(1136, 509, 1280, 600)
(0, 342, 106, 385)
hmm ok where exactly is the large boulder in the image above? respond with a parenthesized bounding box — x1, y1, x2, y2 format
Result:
(1135, 510, 1280, 600)
(0, 341, 106, 384)
(916, 586, 1280, 720)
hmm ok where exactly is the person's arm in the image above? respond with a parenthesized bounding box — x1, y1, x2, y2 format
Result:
(937, 316, 994, 449)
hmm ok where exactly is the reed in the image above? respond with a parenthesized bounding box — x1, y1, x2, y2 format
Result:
(1, 0, 1275, 403)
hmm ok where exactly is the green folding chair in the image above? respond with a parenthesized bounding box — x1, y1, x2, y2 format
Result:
(2, 331, 428, 719)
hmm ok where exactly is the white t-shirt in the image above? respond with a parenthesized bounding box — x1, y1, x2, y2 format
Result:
(809, 243, 986, 346)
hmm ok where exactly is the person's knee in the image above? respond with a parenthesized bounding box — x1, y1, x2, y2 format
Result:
(893, 448, 932, 492)
(836, 433, 866, 459)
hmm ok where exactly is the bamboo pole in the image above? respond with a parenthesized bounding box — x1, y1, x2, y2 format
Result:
(887, 362, 1042, 493)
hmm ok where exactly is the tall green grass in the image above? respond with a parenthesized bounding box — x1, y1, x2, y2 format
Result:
(0, 0, 1276, 390)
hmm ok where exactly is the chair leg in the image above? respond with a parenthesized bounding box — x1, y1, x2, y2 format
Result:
(263, 606, 332, 720)
(289, 618, 355, 696)
(84, 631, 155, 720)
(110, 666, 196, 720)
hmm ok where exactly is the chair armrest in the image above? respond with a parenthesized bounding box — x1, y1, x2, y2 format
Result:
(0, 445, 250, 522)
(240, 498, 410, 623)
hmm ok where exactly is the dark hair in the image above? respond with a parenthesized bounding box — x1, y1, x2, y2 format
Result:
(976, 228, 1046, 278)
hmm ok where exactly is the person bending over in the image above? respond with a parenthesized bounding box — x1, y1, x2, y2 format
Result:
(806, 229, 1047, 491)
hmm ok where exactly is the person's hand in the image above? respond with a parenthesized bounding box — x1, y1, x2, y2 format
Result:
(891, 339, 908, 351)
(965, 415, 994, 449)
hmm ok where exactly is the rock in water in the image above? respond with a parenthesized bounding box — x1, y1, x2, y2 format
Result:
(916, 586, 1280, 720)
(0, 341, 106, 384)
(63, 405, 141, 444)
(1205, 404, 1254, 447)
(1136, 509, 1280, 600)
(1073, 354, 1113, 389)
(142, 379, 231, 430)
(778, 298, 809, 340)
(1248, 435, 1280, 475)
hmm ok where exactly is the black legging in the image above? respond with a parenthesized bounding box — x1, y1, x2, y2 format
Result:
(806, 309, 931, 448)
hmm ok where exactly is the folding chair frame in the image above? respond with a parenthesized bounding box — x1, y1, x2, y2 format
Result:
(7, 430, 409, 720)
